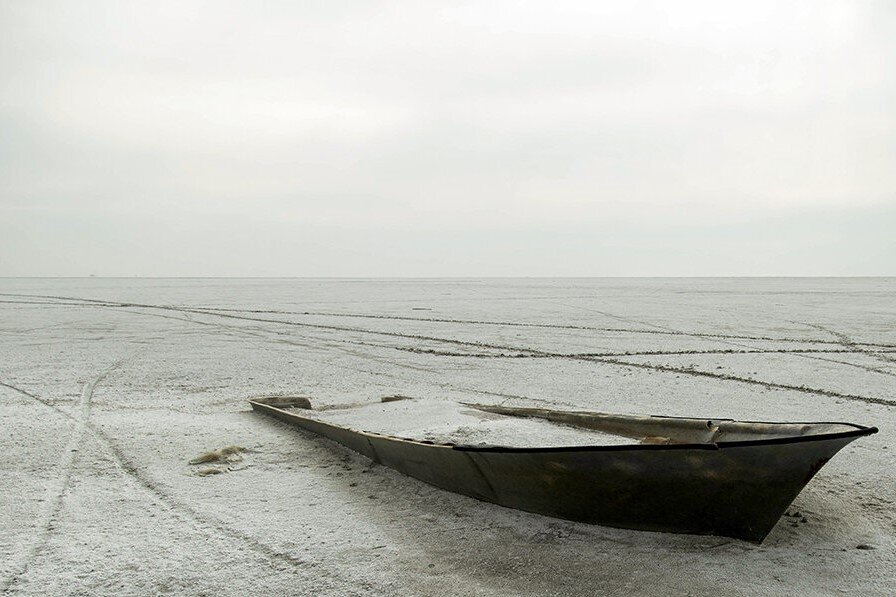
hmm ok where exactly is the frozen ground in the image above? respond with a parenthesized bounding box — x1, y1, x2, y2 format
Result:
(0, 278, 893, 596)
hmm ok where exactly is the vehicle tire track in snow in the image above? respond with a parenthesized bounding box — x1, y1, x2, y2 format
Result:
(555, 304, 896, 378)
(177, 306, 896, 350)
(101, 302, 896, 408)
(0, 293, 525, 357)
(4, 293, 893, 408)
(153, 305, 896, 382)
(128, 305, 896, 388)
(188, 302, 896, 380)
(5, 292, 896, 350)
(397, 346, 896, 359)
(0, 380, 350, 591)
(803, 322, 896, 367)
(147, 307, 896, 405)
(87, 309, 563, 409)
(117, 308, 412, 383)
(0, 381, 76, 594)
(400, 346, 896, 379)
(783, 352, 896, 378)
(0, 359, 126, 593)
(579, 355, 896, 408)
(552, 301, 683, 334)
(0, 381, 72, 420)
(179, 305, 896, 408)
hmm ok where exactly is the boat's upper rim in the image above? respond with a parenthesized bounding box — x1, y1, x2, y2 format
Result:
(247, 396, 878, 453)
(453, 425, 878, 453)
(457, 402, 874, 429)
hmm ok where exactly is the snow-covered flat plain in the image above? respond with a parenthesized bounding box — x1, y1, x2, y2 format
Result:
(1, 278, 893, 596)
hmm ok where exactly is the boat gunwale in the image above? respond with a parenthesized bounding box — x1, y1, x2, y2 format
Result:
(247, 397, 878, 454)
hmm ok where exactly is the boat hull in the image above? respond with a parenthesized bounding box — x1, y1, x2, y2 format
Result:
(249, 397, 875, 542)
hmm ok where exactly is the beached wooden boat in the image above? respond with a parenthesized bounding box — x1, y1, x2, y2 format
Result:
(249, 396, 877, 542)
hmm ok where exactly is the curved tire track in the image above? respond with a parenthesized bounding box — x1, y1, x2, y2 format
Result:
(184, 306, 896, 350)
(193, 307, 896, 408)
(0, 360, 125, 593)
(162, 308, 896, 407)
(580, 355, 896, 408)
(5, 292, 896, 349)
(804, 322, 896, 367)
(0, 378, 353, 593)
(4, 292, 893, 410)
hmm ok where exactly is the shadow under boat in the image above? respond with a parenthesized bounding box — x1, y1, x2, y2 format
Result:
(248, 396, 877, 542)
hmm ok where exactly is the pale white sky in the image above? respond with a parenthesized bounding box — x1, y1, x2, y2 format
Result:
(1, 0, 894, 276)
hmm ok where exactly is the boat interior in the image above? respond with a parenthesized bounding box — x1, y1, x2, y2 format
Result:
(249, 395, 869, 447)
(465, 403, 867, 445)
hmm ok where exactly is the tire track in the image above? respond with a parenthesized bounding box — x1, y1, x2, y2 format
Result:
(555, 303, 896, 377)
(0, 299, 120, 308)
(803, 322, 896, 367)
(4, 292, 893, 408)
(579, 356, 896, 408)
(0, 381, 71, 420)
(149, 305, 896, 401)
(85, 308, 554, 409)
(113, 309, 565, 407)
(3, 320, 90, 336)
(116, 308, 413, 382)
(399, 346, 896, 378)
(186, 306, 896, 350)
(5, 292, 896, 350)
(188, 306, 896, 407)
(398, 346, 896, 359)
(553, 301, 682, 333)
(0, 359, 126, 593)
(127, 306, 896, 380)
(0, 380, 351, 592)
(0, 293, 533, 356)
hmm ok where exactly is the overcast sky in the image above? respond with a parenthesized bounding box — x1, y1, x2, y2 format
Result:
(1, 1, 894, 276)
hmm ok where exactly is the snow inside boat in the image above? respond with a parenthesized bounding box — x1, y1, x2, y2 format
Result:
(248, 396, 877, 542)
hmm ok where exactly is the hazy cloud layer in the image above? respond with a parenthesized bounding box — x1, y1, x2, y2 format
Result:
(2, 1, 894, 276)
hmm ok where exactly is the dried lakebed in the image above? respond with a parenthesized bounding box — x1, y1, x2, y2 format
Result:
(1, 278, 894, 596)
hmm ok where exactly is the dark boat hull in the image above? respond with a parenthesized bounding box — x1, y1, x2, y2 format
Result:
(249, 397, 875, 542)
